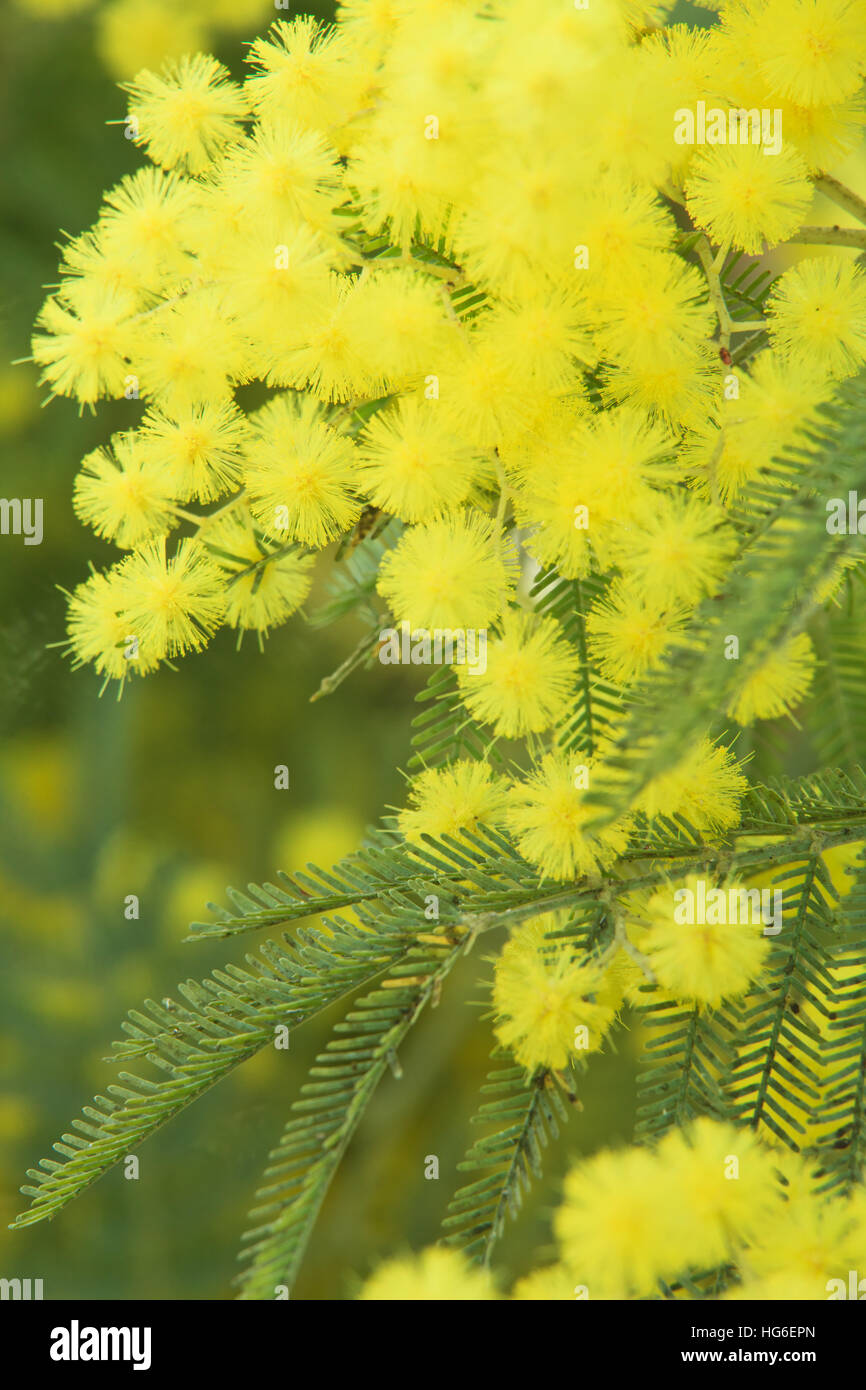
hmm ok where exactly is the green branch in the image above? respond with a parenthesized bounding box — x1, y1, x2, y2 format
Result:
(813, 172, 866, 227)
(788, 225, 866, 250)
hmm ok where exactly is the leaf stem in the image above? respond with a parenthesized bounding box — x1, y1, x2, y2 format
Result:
(310, 625, 384, 702)
(694, 235, 763, 349)
(614, 914, 656, 984)
(788, 225, 866, 250)
(813, 172, 866, 227)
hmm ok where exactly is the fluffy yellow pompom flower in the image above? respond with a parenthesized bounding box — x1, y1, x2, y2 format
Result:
(586, 583, 689, 686)
(205, 511, 314, 637)
(555, 1143, 695, 1298)
(507, 754, 630, 882)
(437, 335, 540, 451)
(640, 23, 718, 172)
(397, 760, 511, 845)
(790, 92, 866, 169)
(73, 435, 176, 549)
(766, 257, 866, 380)
(243, 393, 361, 548)
(357, 397, 481, 522)
(65, 569, 160, 685)
(638, 876, 772, 1009)
(556, 1128, 866, 1301)
(512, 465, 595, 580)
(592, 252, 713, 372)
(98, 167, 197, 288)
(745, 1188, 864, 1296)
(57, 227, 153, 315)
(634, 738, 748, 835)
(480, 291, 594, 388)
(117, 537, 225, 661)
(130, 289, 250, 410)
(603, 341, 718, 431)
(334, 0, 401, 53)
(349, 123, 453, 250)
(218, 118, 344, 233)
(727, 632, 817, 726)
(269, 273, 381, 402)
(492, 919, 617, 1071)
(123, 55, 248, 175)
(576, 408, 675, 520)
(682, 353, 831, 503)
(214, 223, 334, 358)
(358, 1246, 496, 1300)
(577, 174, 676, 291)
(747, 0, 866, 108)
(655, 1119, 781, 1263)
(555, 1119, 784, 1298)
(137, 400, 249, 503)
(245, 17, 358, 132)
(377, 512, 516, 630)
(452, 144, 577, 299)
(349, 267, 451, 386)
(685, 143, 813, 255)
(514, 408, 675, 579)
(32, 290, 132, 405)
(456, 610, 578, 738)
(577, 46, 673, 188)
(611, 493, 737, 609)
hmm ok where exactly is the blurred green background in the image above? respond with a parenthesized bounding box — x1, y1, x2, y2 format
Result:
(0, 0, 642, 1299)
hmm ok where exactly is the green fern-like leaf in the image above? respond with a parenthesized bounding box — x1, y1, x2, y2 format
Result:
(309, 521, 401, 629)
(811, 848, 866, 1193)
(11, 915, 415, 1229)
(586, 374, 866, 829)
(235, 935, 465, 1298)
(528, 566, 622, 757)
(719, 249, 778, 320)
(441, 1056, 568, 1263)
(407, 665, 503, 772)
(807, 589, 866, 768)
(635, 999, 734, 1144)
(724, 855, 839, 1147)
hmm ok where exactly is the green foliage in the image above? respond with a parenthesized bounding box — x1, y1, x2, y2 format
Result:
(236, 935, 465, 1298)
(13, 913, 411, 1228)
(586, 372, 866, 828)
(442, 1057, 568, 1263)
(808, 589, 866, 768)
(13, 760, 866, 1292)
(530, 568, 621, 758)
(9, 6, 866, 1279)
(409, 666, 502, 771)
(635, 1000, 733, 1142)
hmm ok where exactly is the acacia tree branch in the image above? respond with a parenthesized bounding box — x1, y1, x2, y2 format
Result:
(813, 172, 866, 227)
(788, 225, 866, 250)
(694, 235, 765, 347)
(310, 623, 385, 702)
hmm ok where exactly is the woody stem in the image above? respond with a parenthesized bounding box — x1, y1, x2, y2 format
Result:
(812, 172, 866, 227)
(788, 225, 866, 250)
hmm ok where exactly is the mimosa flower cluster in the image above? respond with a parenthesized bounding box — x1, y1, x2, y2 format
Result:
(26, 0, 866, 1293)
(36, 0, 866, 688)
(489, 884, 774, 1076)
(359, 1118, 866, 1299)
(32, 0, 866, 972)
